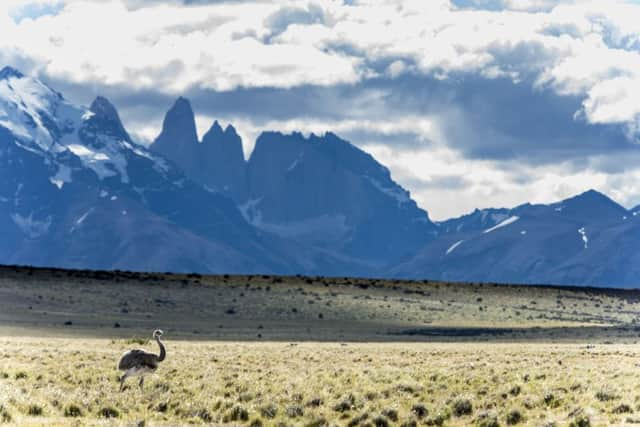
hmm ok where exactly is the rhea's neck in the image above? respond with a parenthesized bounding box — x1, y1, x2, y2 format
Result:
(156, 336, 166, 362)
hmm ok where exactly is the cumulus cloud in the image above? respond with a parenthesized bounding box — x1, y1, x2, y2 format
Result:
(2, 0, 640, 133)
(0, 1, 360, 92)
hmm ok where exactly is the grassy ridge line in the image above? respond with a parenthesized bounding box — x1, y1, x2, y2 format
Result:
(1, 264, 640, 342)
(2, 263, 640, 296)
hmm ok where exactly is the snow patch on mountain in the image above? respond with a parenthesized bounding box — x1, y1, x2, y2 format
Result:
(66, 142, 128, 181)
(365, 176, 410, 205)
(0, 71, 165, 186)
(480, 210, 509, 224)
(578, 227, 588, 249)
(446, 240, 463, 255)
(11, 212, 52, 238)
(81, 111, 95, 121)
(260, 215, 349, 242)
(240, 196, 350, 243)
(122, 140, 169, 175)
(76, 208, 93, 225)
(239, 198, 264, 225)
(0, 73, 56, 150)
(483, 216, 520, 234)
(50, 164, 72, 189)
(287, 153, 303, 172)
(70, 208, 94, 233)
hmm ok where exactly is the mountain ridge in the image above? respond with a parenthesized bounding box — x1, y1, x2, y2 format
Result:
(1, 66, 639, 286)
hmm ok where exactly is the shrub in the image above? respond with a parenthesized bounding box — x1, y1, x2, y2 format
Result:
(506, 409, 523, 425)
(426, 411, 450, 426)
(381, 408, 398, 421)
(475, 413, 500, 427)
(64, 404, 82, 417)
(613, 404, 632, 414)
(412, 404, 428, 418)
(306, 418, 329, 427)
(27, 405, 43, 416)
(307, 397, 323, 407)
(347, 413, 368, 427)
(260, 404, 277, 419)
(334, 395, 356, 412)
(595, 390, 617, 402)
(99, 406, 119, 418)
(0, 405, 11, 423)
(197, 409, 212, 422)
(453, 399, 473, 417)
(542, 392, 561, 408)
(224, 405, 249, 422)
(372, 415, 390, 427)
(569, 415, 590, 427)
(286, 405, 304, 418)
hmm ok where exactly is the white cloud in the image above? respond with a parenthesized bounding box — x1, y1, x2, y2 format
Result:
(2, 0, 640, 132)
(361, 142, 640, 220)
(502, 0, 559, 11)
(1, 1, 360, 92)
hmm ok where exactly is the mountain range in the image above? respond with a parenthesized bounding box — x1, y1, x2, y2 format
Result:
(1, 66, 638, 287)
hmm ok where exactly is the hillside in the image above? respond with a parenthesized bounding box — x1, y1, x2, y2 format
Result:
(1, 265, 639, 342)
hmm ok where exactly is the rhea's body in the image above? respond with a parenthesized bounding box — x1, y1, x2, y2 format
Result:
(117, 329, 166, 391)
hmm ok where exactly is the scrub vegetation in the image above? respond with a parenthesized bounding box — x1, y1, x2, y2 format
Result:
(1, 265, 639, 426)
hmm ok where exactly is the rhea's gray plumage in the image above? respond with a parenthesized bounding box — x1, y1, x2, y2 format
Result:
(117, 329, 166, 391)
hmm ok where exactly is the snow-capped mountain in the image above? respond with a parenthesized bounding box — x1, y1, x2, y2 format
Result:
(394, 190, 639, 287)
(0, 66, 291, 273)
(3, 65, 640, 287)
(0, 67, 435, 276)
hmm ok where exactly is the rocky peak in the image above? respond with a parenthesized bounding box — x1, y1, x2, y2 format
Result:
(151, 97, 199, 173)
(86, 96, 130, 141)
(157, 97, 198, 146)
(0, 66, 24, 80)
(202, 120, 245, 160)
(224, 124, 238, 136)
(202, 120, 224, 142)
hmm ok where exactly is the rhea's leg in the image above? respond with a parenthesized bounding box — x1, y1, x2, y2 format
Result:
(119, 373, 128, 392)
(139, 375, 145, 391)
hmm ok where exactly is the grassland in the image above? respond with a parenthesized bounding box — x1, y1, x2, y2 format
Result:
(1, 265, 640, 426)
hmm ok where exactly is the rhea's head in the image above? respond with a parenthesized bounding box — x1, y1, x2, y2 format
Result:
(153, 329, 164, 338)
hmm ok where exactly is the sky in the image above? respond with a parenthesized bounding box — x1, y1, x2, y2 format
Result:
(1, 0, 640, 220)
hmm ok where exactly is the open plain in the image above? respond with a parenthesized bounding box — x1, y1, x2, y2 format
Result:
(1, 266, 640, 426)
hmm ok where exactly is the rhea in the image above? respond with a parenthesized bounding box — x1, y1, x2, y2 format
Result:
(117, 329, 166, 391)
